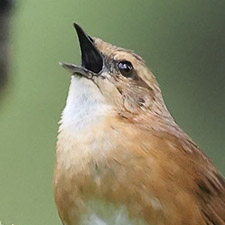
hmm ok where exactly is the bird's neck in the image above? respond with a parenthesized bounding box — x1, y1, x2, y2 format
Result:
(56, 76, 120, 172)
(59, 76, 115, 135)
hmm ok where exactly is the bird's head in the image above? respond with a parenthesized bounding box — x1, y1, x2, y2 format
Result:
(60, 23, 168, 123)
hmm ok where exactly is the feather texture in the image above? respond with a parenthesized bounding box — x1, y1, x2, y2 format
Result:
(55, 31, 225, 225)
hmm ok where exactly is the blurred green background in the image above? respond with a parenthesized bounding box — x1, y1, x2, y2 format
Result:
(0, 0, 225, 224)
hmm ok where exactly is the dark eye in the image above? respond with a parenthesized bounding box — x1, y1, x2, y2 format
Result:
(117, 60, 133, 77)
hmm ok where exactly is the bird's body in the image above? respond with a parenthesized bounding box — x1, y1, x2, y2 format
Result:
(54, 24, 225, 225)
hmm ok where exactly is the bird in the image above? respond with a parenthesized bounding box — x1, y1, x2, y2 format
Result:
(54, 23, 225, 225)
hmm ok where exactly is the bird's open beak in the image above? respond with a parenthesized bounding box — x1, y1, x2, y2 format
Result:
(59, 23, 103, 78)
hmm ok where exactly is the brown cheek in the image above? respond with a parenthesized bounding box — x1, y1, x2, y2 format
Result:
(96, 77, 124, 109)
(122, 92, 140, 113)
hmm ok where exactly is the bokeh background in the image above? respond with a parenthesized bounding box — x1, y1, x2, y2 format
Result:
(0, 0, 224, 224)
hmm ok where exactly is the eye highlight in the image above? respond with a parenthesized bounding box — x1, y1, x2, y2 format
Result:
(117, 60, 133, 78)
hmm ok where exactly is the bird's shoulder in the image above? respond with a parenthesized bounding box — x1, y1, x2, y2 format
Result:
(130, 117, 225, 225)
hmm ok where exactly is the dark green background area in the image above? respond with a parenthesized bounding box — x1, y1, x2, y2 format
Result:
(0, 0, 224, 224)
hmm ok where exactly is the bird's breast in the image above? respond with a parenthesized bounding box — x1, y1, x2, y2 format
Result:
(55, 108, 151, 224)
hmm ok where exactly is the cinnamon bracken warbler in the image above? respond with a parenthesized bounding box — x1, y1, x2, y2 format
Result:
(54, 23, 225, 225)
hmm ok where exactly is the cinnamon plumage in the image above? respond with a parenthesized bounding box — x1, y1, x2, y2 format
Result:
(54, 23, 225, 225)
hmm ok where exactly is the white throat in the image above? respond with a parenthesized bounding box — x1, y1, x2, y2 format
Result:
(60, 76, 112, 135)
